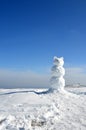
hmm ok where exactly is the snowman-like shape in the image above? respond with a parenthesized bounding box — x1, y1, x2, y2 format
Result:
(50, 56, 65, 91)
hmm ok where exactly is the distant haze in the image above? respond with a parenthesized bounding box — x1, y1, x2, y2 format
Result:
(0, 67, 86, 88)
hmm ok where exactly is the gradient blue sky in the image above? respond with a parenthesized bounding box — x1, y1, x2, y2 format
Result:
(0, 0, 86, 87)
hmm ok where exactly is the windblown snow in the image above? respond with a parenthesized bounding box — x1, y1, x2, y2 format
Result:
(0, 87, 86, 130)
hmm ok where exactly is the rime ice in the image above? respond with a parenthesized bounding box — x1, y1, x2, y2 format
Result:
(50, 56, 65, 91)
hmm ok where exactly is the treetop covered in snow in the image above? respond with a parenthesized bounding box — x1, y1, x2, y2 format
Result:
(53, 56, 64, 66)
(50, 56, 65, 91)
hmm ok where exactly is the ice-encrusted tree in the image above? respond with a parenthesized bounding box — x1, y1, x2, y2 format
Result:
(50, 56, 65, 91)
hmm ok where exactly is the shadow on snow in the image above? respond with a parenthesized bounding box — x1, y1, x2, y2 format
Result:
(0, 88, 53, 96)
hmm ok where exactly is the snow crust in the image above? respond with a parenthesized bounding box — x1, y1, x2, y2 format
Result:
(50, 56, 65, 91)
(0, 87, 86, 130)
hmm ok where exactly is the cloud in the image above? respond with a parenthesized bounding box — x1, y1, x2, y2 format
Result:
(0, 67, 86, 88)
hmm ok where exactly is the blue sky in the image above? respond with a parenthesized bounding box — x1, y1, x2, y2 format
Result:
(0, 0, 86, 87)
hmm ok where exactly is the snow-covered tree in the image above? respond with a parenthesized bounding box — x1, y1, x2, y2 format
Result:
(50, 56, 65, 91)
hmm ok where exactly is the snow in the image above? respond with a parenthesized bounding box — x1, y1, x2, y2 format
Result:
(50, 56, 65, 91)
(0, 87, 86, 130)
(0, 57, 86, 130)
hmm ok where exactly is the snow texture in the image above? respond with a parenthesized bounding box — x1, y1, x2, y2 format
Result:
(0, 57, 86, 130)
(0, 87, 86, 130)
(50, 56, 65, 91)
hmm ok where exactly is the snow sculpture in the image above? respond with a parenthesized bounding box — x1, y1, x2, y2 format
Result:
(50, 56, 65, 91)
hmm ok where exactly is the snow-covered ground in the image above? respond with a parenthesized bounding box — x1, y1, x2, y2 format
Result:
(0, 87, 86, 130)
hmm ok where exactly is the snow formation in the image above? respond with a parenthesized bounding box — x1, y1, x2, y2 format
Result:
(0, 57, 86, 130)
(0, 87, 86, 130)
(50, 56, 65, 91)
